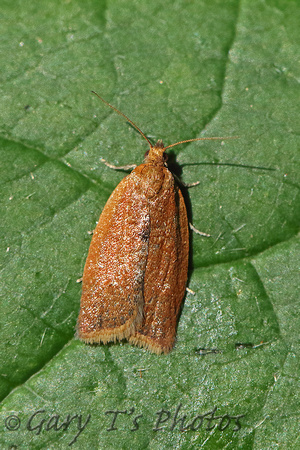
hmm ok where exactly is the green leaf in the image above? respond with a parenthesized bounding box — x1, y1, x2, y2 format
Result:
(0, 0, 299, 448)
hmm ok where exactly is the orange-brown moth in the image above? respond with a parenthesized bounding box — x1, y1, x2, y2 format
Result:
(77, 92, 230, 354)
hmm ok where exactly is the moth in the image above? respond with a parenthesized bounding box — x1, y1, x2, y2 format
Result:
(77, 92, 227, 354)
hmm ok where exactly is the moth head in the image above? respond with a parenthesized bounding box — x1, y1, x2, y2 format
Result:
(144, 140, 168, 165)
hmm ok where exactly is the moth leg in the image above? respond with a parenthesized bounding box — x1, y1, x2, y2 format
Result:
(186, 287, 195, 295)
(184, 181, 200, 187)
(173, 173, 200, 188)
(101, 158, 136, 171)
(174, 175, 209, 236)
(189, 222, 211, 237)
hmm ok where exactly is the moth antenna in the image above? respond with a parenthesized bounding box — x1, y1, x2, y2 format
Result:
(92, 91, 152, 148)
(164, 136, 239, 150)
